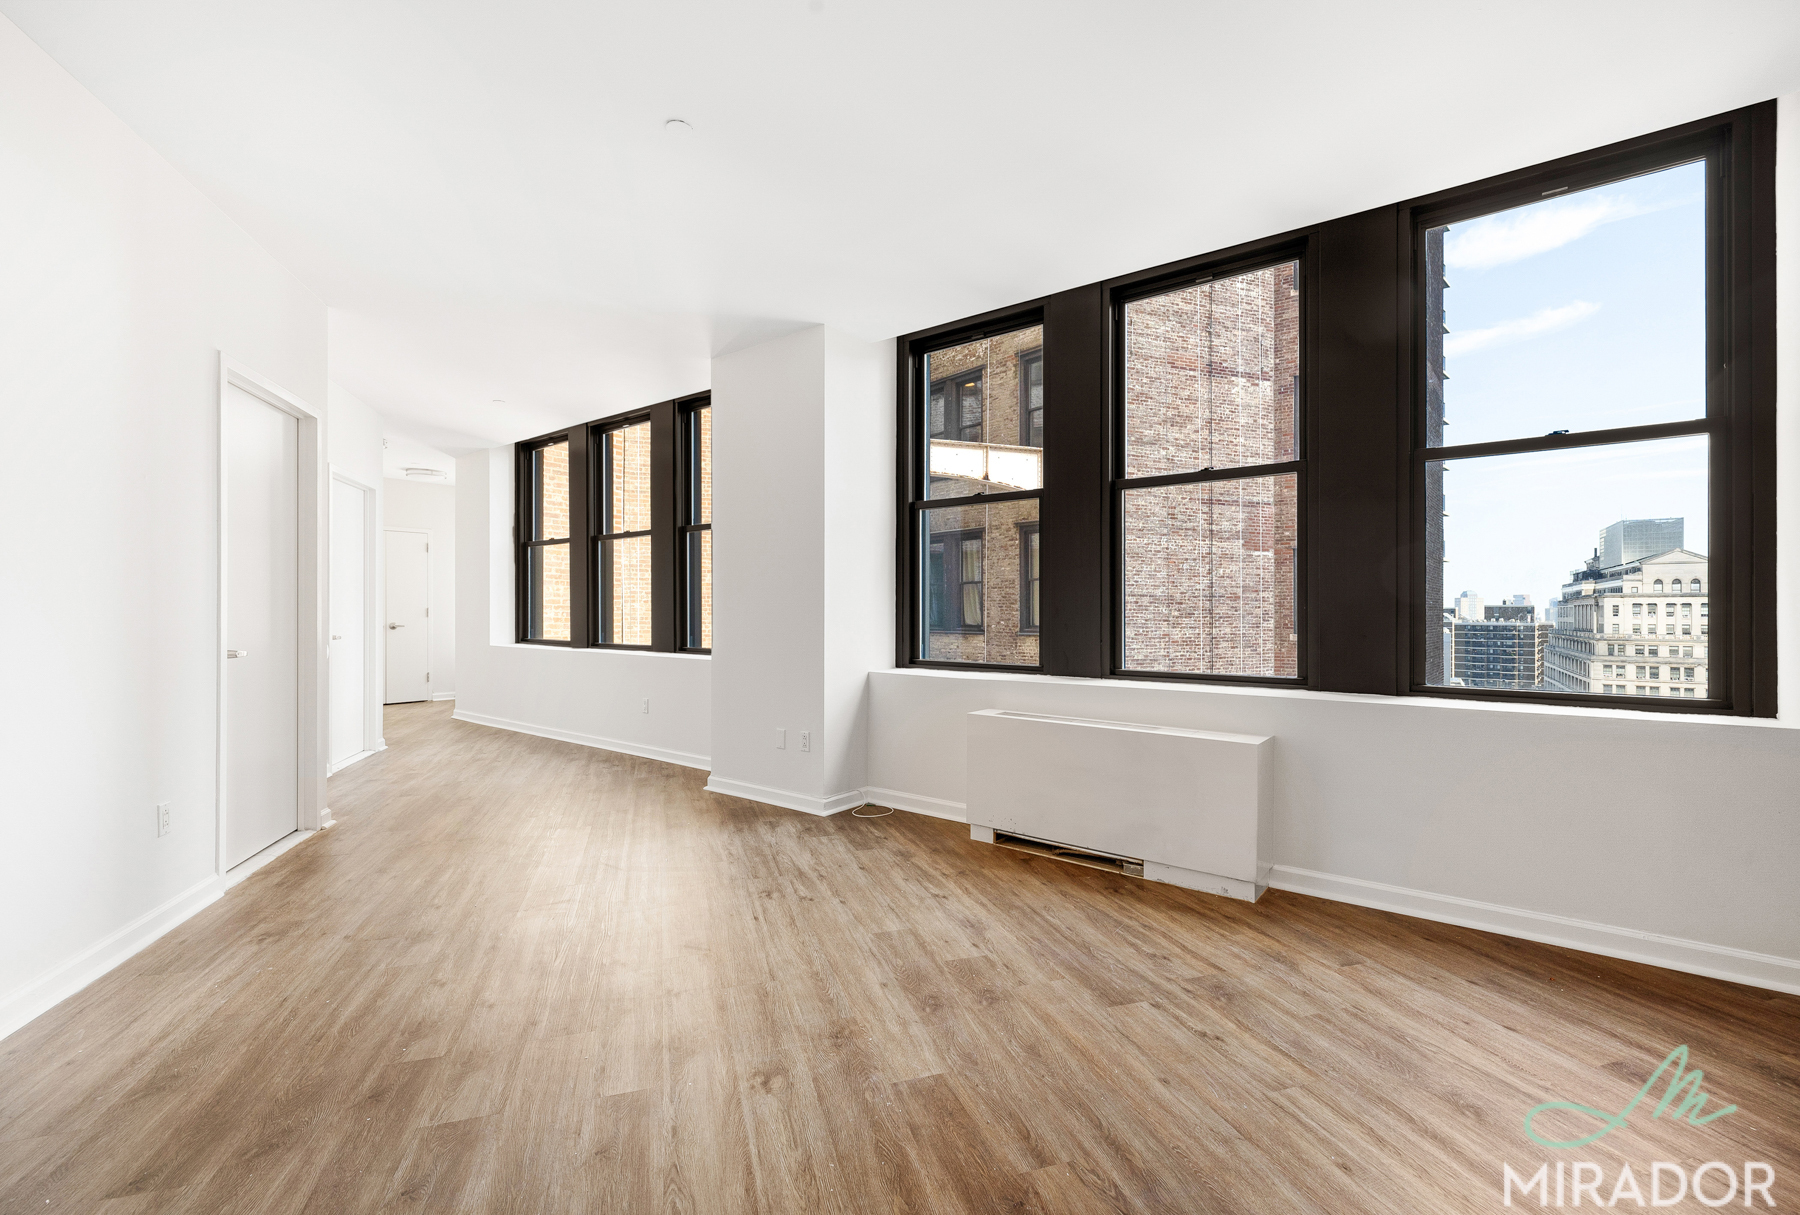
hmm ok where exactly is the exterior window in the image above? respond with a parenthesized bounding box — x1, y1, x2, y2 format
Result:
(928, 529, 985, 634)
(1120, 259, 1302, 679)
(929, 369, 984, 442)
(1420, 153, 1727, 705)
(910, 323, 1043, 667)
(1019, 522, 1041, 633)
(516, 391, 709, 652)
(522, 440, 572, 641)
(597, 419, 654, 646)
(893, 102, 1771, 715)
(1019, 350, 1044, 448)
(681, 402, 713, 651)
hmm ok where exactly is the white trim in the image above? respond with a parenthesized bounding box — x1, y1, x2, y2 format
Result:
(327, 748, 378, 776)
(703, 777, 866, 817)
(431, 692, 457, 702)
(861, 786, 967, 822)
(452, 708, 709, 770)
(217, 354, 329, 882)
(0, 875, 224, 1043)
(222, 825, 331, 889)
(384, 526, 432, 704)
(1268, 864, 1800, 996)
(328, 466, 382, 761)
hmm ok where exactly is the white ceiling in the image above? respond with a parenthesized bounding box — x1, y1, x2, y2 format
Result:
(6, 1, 1799, 452)
(383, 430, 456, 484)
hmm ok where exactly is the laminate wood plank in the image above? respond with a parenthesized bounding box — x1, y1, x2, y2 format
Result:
(0, 700, 1794, 1215)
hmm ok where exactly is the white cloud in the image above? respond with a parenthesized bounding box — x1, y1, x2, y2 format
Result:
(1445, 195, 1648, 270)
(1444, 300, 1599, 358)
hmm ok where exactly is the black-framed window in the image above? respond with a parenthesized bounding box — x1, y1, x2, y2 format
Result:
(907, 322, 1044, 668)
(597, 415, 653, 647)
(894, 102, 1775, 716)
(520, 438, 574, 641)
(516, 392, 709, 652)
(1019, 521, 1040, 633)
(1116, 257, 1303, 680)
(928, 529, 985, 634)
(1019, 350, 1043, 448)
(680, 400, 712, 652)
(929, 368, 984, 442)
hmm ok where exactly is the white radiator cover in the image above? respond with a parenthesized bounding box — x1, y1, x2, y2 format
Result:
(965, 709, 1273, 901)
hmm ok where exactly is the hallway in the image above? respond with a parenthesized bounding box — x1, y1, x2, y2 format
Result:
(1, 704, 1794, 1213)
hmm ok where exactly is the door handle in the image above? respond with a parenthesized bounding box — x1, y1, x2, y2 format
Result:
(388, 623, 404, 630)
(331, 635, 343, 640)
(227, 650, 248, 658)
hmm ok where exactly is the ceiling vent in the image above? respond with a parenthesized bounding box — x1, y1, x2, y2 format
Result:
(403, 466, 446, 480)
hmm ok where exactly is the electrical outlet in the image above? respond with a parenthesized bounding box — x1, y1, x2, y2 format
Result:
(799, 731, 811, 753)
(775, 728, 786, 750)
(641, 697, 650, 714)
(156, 802, 170, 837)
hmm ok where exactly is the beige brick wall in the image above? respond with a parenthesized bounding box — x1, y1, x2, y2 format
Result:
(535, 440, 571, 641)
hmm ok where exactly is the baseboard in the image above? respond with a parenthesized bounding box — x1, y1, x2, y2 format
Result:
(327, 749, 377, 776)
(452, 708, 709, 771)
(861, 786, 967, 822)
(703, 777, 869, 817)
(0, 874, 225, 1043)
(1269, 865, 1800, 996)
(431, 692, 457, 702)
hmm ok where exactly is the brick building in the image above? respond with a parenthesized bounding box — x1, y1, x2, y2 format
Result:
(1120, 261, 1300, 677)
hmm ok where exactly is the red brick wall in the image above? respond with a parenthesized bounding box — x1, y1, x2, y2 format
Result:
(1120, 263, 1299, 676)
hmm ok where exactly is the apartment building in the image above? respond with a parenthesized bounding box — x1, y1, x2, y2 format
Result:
(1550, 543, 1709, 698)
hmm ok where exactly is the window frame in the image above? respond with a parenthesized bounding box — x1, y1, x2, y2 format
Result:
(515, 391, 708, 653)
(1018, 520, 1041, 634)
(1109, 248, 1311, 686)
(677, 397, 713, 653)
(892, 101, 1774, 716)
(593, 411, 655, 650)
(1401, 110, 1773, 716)
(898, 306, 1047, 673)
(1018, 348, 1044, 448)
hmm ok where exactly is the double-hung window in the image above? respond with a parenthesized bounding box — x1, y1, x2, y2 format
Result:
(894, 102, 1774, 716)
(680, 400, 713, 652)
(1117, 258, 1303, 679)
(908, 323, 1043, 667)
(516, 392, 711, 653)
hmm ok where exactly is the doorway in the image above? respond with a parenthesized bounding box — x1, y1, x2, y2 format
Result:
(224, 384, 299, 867)
(385, 529, 431, 704)
(329, 472, 378, 771)
(217, 357, 328, 874)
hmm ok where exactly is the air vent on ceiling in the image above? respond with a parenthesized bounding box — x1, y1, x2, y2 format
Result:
(403, 466, 446, 479)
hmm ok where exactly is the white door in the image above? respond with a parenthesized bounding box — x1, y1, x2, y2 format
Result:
(329, 478, 366, 766)
(385, 530, 430, 703)
(226, 384, 300, 868)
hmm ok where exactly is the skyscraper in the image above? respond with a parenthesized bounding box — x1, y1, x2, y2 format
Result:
(1598, 518, 1684, 569)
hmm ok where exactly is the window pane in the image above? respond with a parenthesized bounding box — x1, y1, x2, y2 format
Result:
(920, 498, 1038, 666)
(1425, 435, 1710, 695)
(1020, 524, 1041, 632)
(603, 535, 653, 645)
(924, 325, 1043, 499)
(1124, 261, 1299, 479)
(1122, 473, 1297, 676)
(691, 405, 712, 525)
(532, 441, 570, 540)
(686, 529, 712, 649)
(1425, 161, 1705, 448)
(605, 420, 653, 534)
(528, 542, 570, 641)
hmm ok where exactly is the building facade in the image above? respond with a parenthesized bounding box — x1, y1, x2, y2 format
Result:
(1448, 619, 1551, 688)
(1547, 546, 1709, 698)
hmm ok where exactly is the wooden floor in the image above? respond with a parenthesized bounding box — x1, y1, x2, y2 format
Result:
(2, 702, 1795, 1213)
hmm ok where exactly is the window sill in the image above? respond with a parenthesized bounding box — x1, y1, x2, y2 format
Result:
(878, 665, 1796, 730)
(491, 642, 710, 661)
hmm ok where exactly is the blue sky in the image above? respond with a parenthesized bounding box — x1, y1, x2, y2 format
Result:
(1434, 161, 1710, 613)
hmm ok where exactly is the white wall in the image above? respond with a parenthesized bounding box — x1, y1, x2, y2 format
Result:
(0, 16, 327, 1037)
(453, 447, 711, 767)
(705, 326, 893, 813)
(384, 476, 456, 700)
(328, 383, 385, 757)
